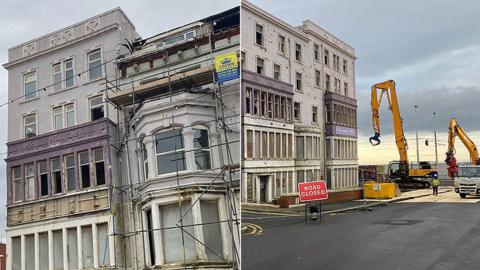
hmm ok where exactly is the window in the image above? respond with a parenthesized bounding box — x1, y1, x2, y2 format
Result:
(344, 82, 349, 96)
(24, 72, 37, 100)
(245, 88, 251, 114)
(343, 59, 348, 74)
(261, 131, 268, 159)
(53, 63, 62, 91)
(193, 128, 211, 170)
(65, 59, 74, 88)
(88, 49, 102, 81)
(38, 161, 48, 196)
(295, 43, 302, 61)
(278, 35, 285, 54)
(93, 148, 105, 185)
(256, 57, 264, 75)
(89, 96, 104, 121)
(82, 225, 94, 268)
(253, 90, 259, 115)
(267, 93, 273, 118)
(260, 92, 266, 116)
(240, 51, 246, 69)
(51, 158, 62, 194)
(155, 130, 186, 175)
(53, 230, 63, 270)
(336, 55, 340, 70)
(79, 151, 91, 188)
(306, 137, 312, 159)
(280, 97, 286, 120)
(65, 154, 76, 192)
(314, 44, 319, 61)
(275, 133, 281, 158)
(53, 103, 76, 130)
(286, 98, 292, 122)
(282, 134, 287, 158)
(287, 134, 293, 158)
(315, 70, 321, 87)
(333, 54, 338, 71)
(12, 167, 23, 202)
(142, 143, 149, 180)
(255, 131, 261, 159)
(293, 102, 300, 121)
(295, 72, 302, 91)
(325, 74, 331, 91)
(324, 49, 329, 66)
(161, 204, 196, 263)
(273, 64, 280, 80)
(24, 113, 37, 138)
(274, 95, 280, 119)
(23, 163, 35, 200)
(312, 106, 318, 123)
(53, 106, 63, 130)
(255, 23, 263, 46)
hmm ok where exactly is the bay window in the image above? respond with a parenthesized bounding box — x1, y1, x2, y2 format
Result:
(25, 163, 35, 200)
(12, 167, 23, 202)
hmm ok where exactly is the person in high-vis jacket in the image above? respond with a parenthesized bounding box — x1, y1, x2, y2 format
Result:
(432, 177, 441, 196)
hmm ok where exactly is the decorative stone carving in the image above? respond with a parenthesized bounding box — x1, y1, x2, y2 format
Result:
(50, 28, 74, 47)
(22, 43, 36, 57)
(86, 18, 100, 34)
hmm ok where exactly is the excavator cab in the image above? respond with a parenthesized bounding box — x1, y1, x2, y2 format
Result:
(388, 161, 409, 180)
(369, 132, 381, 146)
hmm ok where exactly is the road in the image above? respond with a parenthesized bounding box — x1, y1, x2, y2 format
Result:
(242, 189, 480, 270)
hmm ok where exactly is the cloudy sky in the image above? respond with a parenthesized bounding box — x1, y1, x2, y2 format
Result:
(250, 0, 480, 165)
(0, 0, 237, 241)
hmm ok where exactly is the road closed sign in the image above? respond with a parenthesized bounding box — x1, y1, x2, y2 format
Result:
(298, 181, 328, 202)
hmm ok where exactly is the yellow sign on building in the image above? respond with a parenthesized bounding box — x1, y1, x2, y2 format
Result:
(214, 52, 239, 83)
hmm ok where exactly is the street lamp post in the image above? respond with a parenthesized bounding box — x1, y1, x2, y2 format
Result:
(433, 112, 438, 167)
(414, 105, 420, 165)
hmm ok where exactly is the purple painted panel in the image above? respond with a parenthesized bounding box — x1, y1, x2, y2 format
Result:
(335, 126, 357, 137)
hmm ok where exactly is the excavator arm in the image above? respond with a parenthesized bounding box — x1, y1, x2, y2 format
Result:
(369, 80, 409, 163)
(446, 117, 479, 177)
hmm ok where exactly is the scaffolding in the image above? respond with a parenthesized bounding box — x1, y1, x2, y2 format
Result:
(102, 7, 241, 270)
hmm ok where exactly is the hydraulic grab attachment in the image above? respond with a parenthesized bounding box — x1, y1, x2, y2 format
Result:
(445, 117, 480, 177)
(369, 80, 438, 189)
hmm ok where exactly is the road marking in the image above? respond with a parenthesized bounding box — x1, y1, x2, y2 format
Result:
(243, 223, 263, 236)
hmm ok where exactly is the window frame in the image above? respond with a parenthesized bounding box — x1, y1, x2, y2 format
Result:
(295, 43, 302, 62)
(12, 166, 23, 202)
(37, 160, 49, 197)
(23, 71, 37, 101)
(255, 23, 264, 46)
(23, 113, 37, 139)
(89, 95, 105, 121)
(154, 129, 186, 176)
(192, 127, 212, 171)
(87, 48, 103, 81)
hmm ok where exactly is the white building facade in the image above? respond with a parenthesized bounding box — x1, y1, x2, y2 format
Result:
(241, 0, 358, 204)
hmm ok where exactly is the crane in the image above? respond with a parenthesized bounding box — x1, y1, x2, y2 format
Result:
(369, 80, 438, 188)
(445, 117, 480, 177)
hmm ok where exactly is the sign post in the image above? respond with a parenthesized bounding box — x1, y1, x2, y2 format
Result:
(298, 180, 329, 223)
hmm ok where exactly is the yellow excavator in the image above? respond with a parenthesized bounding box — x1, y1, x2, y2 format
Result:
(369, 80, 438, 188)
(445, 117, 480, 177)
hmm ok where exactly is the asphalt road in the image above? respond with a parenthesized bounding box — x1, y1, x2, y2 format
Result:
(242, 190, 480, 270)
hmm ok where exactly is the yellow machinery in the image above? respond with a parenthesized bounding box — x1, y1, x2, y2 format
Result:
(445, 117, 480, 177)
(369, 80, 438, 188)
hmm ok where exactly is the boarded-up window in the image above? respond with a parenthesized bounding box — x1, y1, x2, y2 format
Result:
(287, 134, 292, 158)
(255, 131, 261, 160)
(67, 228, 79, 269)
(53, 230, 63, 270)
(306, 137, 312, 159)
(98, 223, 110, 266)
(201, 201, 223, 260)
(246, 130, 253, 159)
(269, 132, 275, 159)
(276, 133, 281, 159)
(247, 174, 255, 202)
(82, 225, 94, 268)
(261, 131, 268, 159)
(25, 234, 35, 270)
(39, 232, 49, 270)
(12, 237, 21, 270)
(282, 134, 287, 158)
(161, 203, 196, 263)
(296, 136, 304, 159)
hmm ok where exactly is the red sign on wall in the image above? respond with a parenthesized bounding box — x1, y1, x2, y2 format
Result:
(298, 181, 328, 202)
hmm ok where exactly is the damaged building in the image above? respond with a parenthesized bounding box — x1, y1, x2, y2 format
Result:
(3, 6, 240, 270)
(240, 0, 359, 204)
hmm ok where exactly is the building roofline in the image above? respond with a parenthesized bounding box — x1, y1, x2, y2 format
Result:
(242, 0, 309, 41)
(300, 19, 355, 56)
(7, 7, 136, 52)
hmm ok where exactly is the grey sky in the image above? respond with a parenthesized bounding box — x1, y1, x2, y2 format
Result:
(250, 0, 480, 164)
(0, 0, 237, 241)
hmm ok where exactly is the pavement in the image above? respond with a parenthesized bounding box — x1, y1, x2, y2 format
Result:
(242, 187, 452, 217)
(242, 187, 480, 270)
